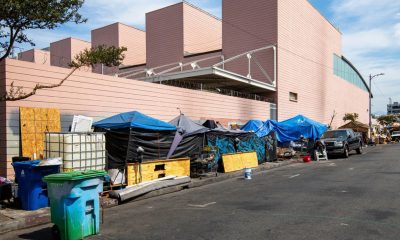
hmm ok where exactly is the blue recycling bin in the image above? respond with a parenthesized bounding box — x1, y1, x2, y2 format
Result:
(12, 160, 60, 210)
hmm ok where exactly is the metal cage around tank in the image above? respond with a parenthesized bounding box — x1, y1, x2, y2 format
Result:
(44, 132, 106, 172)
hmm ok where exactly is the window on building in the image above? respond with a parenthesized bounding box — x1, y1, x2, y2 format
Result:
(289, 92, 298, 102)
(333, 54, 368, 92)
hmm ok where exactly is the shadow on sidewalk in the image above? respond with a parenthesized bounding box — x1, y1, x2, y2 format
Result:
(18, 227, 52, 240)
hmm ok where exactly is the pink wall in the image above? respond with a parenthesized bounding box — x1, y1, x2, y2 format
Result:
(91, 22, 146, 74)
(222, 0, 277, 86)
(146, 3, 184, 68)
(277, 0, 368, 127)
(18, 49, 50, 65)
(0, 59, 272, 178)
(146, 2, 222, 69)
(50, 38, 91, 68)
(183, 3, 222, 56)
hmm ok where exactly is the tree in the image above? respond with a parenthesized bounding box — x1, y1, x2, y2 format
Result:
(343, 113, 359, 122)
(377, 115, 397, 126)
(0, 0, 86, 61)
(1, 45, 127, 101)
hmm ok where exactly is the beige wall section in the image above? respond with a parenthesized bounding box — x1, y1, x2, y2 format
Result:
(146, 3, 184, 68)
(146, 2, 221, 68)
(183, 3, 222, 56)
(91, 22, 146, 74)
(118, 23, 146, 66)
(1, 59, 272, 178)
(50, 37, 91, 68)
(222, 0, 277, 86)
(277, 0, 368, 127)
(18, 49, 50, 65)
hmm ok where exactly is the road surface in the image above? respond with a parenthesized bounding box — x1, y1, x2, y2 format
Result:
(4, 144, 400, 240)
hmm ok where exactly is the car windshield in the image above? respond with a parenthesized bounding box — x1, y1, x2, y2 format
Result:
(322, 130, 348, 139)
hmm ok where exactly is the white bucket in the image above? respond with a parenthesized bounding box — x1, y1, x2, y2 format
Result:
(244, 168, 252, 180)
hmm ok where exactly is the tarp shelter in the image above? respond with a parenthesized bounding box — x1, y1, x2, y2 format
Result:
(202, 120, 218, 129)
(167, 114, 209, 158)
(94, 111, 202, 169)
(206, 131, 266, 164)
(240, 120, 264, 132)
(257, 115, 327, 143)
(255, 120, 278, 138)
(93, 111, 176, 131)
(339, 121, 369, 133)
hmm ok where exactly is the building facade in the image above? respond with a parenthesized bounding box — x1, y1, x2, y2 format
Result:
(388, 102, 400, 115)
(0, 0, 370, 178)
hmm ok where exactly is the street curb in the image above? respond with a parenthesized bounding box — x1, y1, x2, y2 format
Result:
(0, 208, 50, 234)
(0, 160, 298, 234)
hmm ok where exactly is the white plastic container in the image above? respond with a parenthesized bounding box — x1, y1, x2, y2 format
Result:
(44, 132, 106, 172)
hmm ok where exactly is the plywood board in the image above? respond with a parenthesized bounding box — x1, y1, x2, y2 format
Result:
(20, 107, 61, 159)
(127, 158, 190, 186)
(222, 152, 258, 173)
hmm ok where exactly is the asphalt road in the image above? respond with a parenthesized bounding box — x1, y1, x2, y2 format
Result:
(5, 144, 400, 240)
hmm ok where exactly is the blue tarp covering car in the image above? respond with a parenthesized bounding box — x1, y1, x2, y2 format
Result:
(256, 115, 327, 143)
(93, 111, 176, 131)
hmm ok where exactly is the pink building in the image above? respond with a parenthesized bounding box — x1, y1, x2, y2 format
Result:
(0, 0, 370, 178)
(18, 49, 50, 65)
(146, 2, 222, 68)
(50, 37, 91, 68)
(91, 22, 146, 74)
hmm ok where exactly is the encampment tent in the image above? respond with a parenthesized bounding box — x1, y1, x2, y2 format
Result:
(240, 120, 264, 132)
(256, 115, 327, 143)
(93, 111, 193, 169)
(167, 114, 209, 158)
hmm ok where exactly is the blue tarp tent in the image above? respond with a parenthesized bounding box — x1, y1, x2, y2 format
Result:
(256, 115, 327, 143)
(255, 120, 278, 138)
(240, 120, 264, 132)
(93, 111, 176, 131)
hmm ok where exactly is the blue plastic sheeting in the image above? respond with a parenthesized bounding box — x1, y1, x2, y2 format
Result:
(93, 111, 176, 131)
(206, 132, 266, 165)
(240, 120, 264, 132)
(257, 115, 327, 142)
(255, 120, 277, 138)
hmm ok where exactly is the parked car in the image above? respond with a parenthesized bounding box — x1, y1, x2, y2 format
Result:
(391, 131, 400, 142)
(321, 129, 362, 158)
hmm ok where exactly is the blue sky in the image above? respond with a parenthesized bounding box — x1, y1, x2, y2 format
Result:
(22, 0, 400, 115)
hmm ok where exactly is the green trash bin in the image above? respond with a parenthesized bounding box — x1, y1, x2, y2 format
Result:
(44, 170, 106, 240)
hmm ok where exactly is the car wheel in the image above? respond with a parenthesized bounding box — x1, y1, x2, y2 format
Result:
(343, 146, 349, 158)
(356, 143, 362, 154)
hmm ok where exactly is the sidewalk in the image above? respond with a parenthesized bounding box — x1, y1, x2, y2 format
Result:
(0, 159, 299, 234)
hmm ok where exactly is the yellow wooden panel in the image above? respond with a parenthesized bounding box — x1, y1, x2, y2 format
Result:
(222, 152, 258, 173)
(222, 153, 243, 173)
(127, 158, 190, 186)
(20, 107, 35, 121)
(241, 152, 258, 169)
(20, 107, 60, 160)
(21, 134, 36, 159)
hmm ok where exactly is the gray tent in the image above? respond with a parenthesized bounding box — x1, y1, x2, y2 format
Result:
(167, 115, 209, 158)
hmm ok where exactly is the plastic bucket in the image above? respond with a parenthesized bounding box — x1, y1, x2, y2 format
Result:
(303, 156, 312, 163)
(244, 168, 252, 180)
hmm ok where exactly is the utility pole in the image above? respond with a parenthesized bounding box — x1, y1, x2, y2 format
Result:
(369, 73, 384, 139)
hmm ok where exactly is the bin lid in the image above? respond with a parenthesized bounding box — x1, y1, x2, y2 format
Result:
(44, 170, 107, 182)
(12, 160, 41, 168)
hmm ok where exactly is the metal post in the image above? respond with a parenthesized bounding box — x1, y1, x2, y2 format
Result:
(369, 74, 372, 139)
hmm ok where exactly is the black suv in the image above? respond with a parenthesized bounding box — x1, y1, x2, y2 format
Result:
(321, 129, 362, 158)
